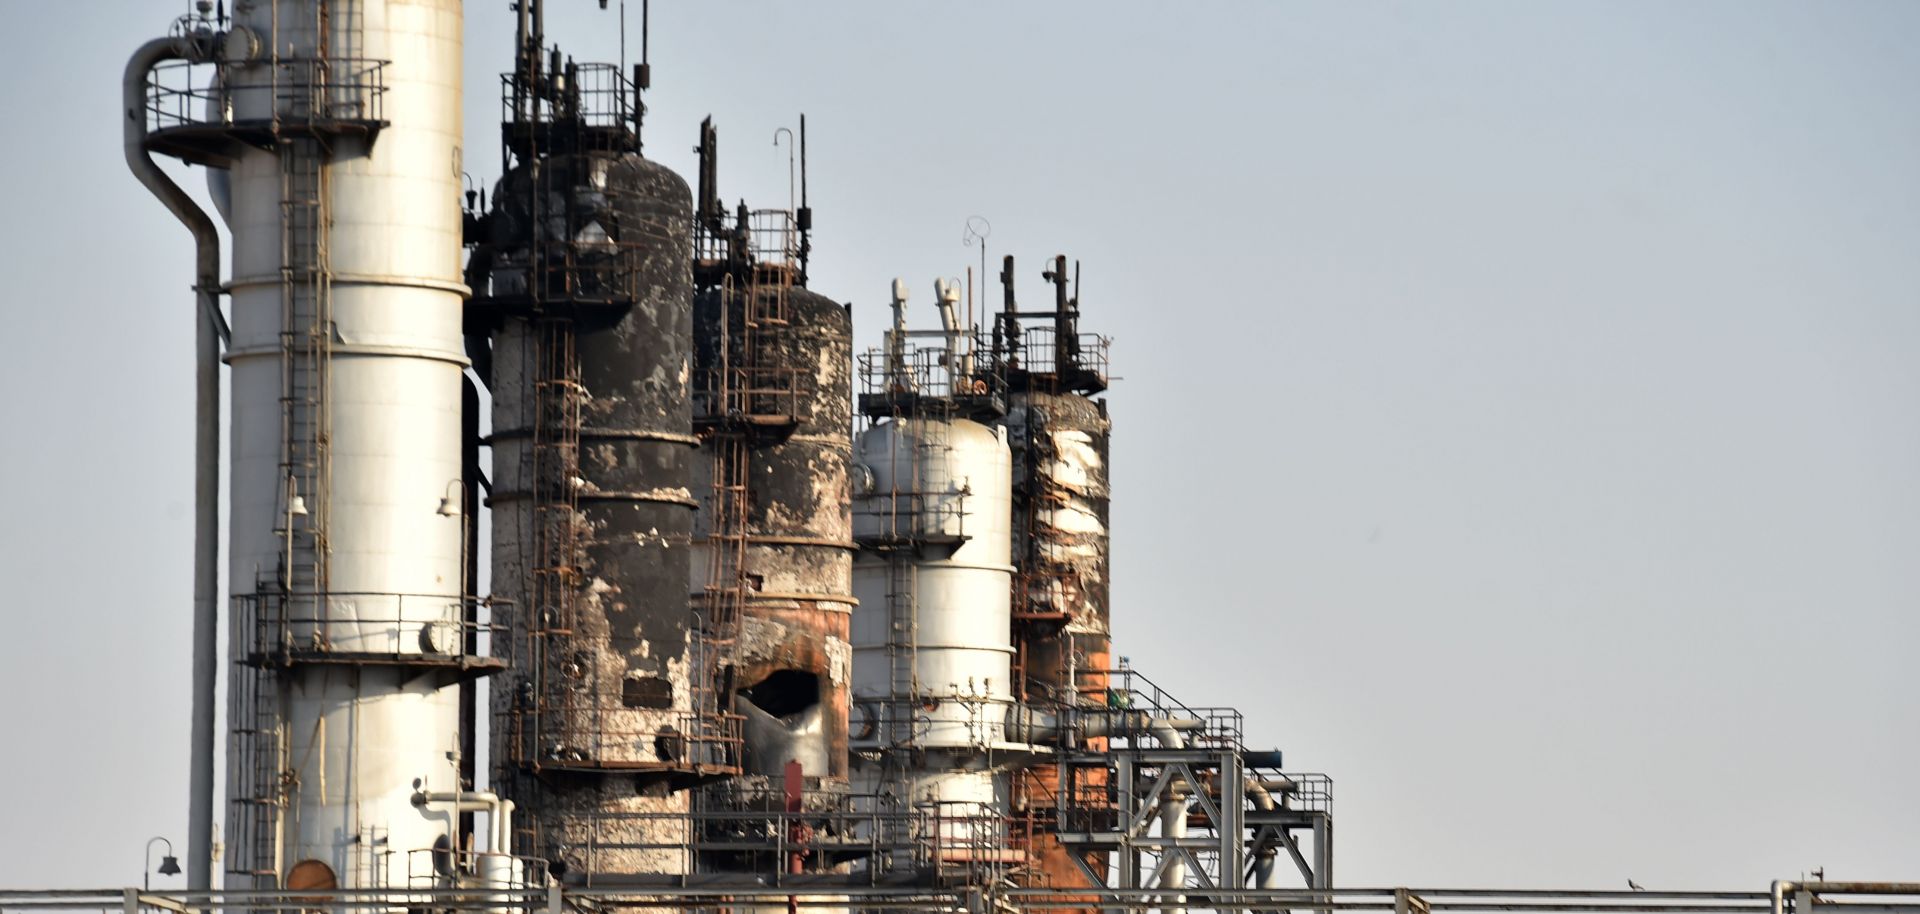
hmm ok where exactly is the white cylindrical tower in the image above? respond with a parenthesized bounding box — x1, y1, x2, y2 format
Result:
(216, 0, 470, 890)
(851, 416, 1016, 822)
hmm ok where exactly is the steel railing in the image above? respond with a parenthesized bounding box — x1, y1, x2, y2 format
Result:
(7, 882, 1915, 914)
(144, 57, 388, 135)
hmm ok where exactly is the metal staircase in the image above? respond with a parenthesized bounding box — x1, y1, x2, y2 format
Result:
(227, 585, 287, 883)
(1045, 664, 1333, 894)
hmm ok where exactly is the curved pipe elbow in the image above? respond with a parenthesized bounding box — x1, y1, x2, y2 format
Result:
(412, 790, 512, 856)
(125, 39, 220, 295)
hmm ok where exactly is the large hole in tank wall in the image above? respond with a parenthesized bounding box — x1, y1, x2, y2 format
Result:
(737, 669, 829, 777)
(737, 669, 821, 719)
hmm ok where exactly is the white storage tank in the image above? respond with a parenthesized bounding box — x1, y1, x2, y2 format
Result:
(850, 417, 1015, 750)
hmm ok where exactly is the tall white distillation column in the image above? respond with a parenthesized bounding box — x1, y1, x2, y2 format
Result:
(218, 0, 472, 889)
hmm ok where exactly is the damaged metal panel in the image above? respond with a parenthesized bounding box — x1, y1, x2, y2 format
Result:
(1003, 366, 1112, 899)
(483, 150, 711, 875)
(1006, 390, 1113, 703)
(692, 286, 856, 782)
(1005, 390, 1114, 899)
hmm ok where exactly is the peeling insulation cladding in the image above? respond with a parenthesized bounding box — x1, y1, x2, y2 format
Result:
(1005, 391, 1112, 704)
(691, 288, 856, 782)
(1005, 389, 1113, 897)
(481, 150, 701, 874)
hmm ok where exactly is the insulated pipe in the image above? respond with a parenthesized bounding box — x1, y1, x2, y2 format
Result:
(125, 35, 221, 895)
(415, 790, 519, 914)
(1002, 707, 1204, 745)
(1150, 722, 1189, 905)
(1246, 779, 1282, 896)
(414, 790, 516, 856)
(887, 279, 909, 386)
(934, 278, 970, 378)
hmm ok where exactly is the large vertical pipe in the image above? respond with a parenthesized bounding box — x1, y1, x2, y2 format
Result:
(461, 375, 484, 846)
(124, 36, 222, 893)
(1151, 724, 1189, 908)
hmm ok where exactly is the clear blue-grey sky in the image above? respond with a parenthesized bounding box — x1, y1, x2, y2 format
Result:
(1, 0, 1915, 891)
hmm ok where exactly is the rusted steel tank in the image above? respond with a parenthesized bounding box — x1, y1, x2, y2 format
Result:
(692, 284, 855, 782)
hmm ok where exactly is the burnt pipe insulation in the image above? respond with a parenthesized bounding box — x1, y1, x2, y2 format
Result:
(482, 150, 700, 875)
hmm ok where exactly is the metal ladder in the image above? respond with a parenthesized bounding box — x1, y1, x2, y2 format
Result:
(697, 417, 751, 766)
(702, 431, 749, 649)
(739, 263, 794, 418)
(228, 585, 288, 882)
(883, 554, 917, 750)
(225, 88, 338, 884)
(696, 260, 802, 767)
(277, 134, 332, 617)
(528, 318, 586, 759)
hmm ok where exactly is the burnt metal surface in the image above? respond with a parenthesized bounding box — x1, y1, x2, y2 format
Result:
(693, 286, 855, 782)
(1006, 390, 1113, 898)
(481, 148, 723, 874)
(993, 256, 1114, 898)
(1006, 391, 1113, 701)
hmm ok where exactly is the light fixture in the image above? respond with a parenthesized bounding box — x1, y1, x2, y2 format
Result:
(144, 836, 178, 891)
(438, 479, 464, 516)
(285, 476, 308, 518)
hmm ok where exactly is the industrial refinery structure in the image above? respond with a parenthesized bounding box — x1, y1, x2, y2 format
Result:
(7, 4, 1898, 914)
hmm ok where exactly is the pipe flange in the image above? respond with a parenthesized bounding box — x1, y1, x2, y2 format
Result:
(221, 26, 261, 66)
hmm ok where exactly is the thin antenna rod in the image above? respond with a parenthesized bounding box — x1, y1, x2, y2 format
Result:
(797, 115, 812, 282)
(632, 0, 652, 151)
(514, 0, 531, 121)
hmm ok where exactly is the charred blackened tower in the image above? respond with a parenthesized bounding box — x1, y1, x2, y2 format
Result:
(689, 119, 856, 790)
(469, 9, 739, 877)
(993, 255, 1113, 892)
